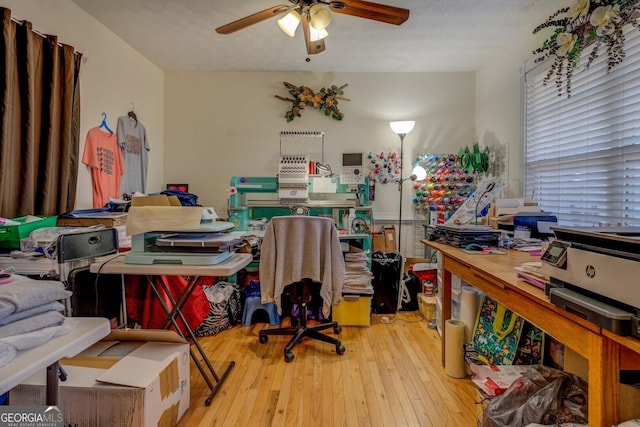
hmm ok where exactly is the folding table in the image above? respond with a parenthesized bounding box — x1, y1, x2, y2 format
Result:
(89, 252, 252, 405)
(0, 317, 110, 404)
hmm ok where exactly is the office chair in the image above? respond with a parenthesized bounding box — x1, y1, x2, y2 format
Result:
(258, 216, 346, 362)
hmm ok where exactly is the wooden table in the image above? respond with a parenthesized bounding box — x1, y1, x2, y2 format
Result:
(421, 240, 637, 426)
(90, 252, 252, 406)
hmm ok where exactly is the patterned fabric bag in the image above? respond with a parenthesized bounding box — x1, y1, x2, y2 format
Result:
(513, 321, 545, 365)
(195, 281, 241, 337)
(471, 295, 526, 365)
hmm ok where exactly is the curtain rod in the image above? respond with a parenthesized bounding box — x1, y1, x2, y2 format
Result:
(9, 15, 86, 61)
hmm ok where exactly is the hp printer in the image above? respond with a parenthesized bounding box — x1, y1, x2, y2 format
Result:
(541, 226, 640, 337)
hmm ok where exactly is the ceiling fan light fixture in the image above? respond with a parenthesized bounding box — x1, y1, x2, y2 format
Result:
(309, 4, 332, 30)
(309, 26, 329, 42)
(277, 10, 301, 37)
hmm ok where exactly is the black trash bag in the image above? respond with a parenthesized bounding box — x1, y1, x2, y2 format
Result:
(371, 251, 402, 314)
(483, 365, 588, 427)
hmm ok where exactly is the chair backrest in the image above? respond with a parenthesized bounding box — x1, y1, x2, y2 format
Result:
(259, 215, 345, 316)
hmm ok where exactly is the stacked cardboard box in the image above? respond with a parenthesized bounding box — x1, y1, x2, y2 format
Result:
(10, 329, 190, 427)
(372, 225, 396, 252)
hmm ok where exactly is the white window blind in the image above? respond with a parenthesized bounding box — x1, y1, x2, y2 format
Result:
(524, 25, 640, 227)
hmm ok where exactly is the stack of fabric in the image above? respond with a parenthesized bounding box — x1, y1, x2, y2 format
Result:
(0, 274, 72, 368)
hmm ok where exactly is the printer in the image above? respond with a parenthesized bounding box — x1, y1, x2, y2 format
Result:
(541, 226, 640, 337)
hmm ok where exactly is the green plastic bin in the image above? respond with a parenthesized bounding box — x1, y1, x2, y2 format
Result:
(0, 216, 58, 250)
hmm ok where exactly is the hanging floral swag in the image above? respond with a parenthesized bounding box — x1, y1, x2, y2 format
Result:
(275, 82, 349, 122)
(533, 0, 640, 97)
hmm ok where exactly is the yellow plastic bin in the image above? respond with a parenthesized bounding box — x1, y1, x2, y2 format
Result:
(332, 294, 372, 327)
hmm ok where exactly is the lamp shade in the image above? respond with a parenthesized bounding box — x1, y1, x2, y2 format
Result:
(309, 4, 332, 30)
(411, 165, 427, 181)
(309, 26, 329, 41)
(389, 121, 415, 135)
(278, 10, 301, 37)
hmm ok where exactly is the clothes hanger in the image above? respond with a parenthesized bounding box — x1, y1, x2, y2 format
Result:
(127, 102, 137, 123)
(99, 112, 113, 135)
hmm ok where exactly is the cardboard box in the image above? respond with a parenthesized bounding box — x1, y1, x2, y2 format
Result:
(564, 347, 640, 421)
(372, 225, 396, 253)
(56, 214, 128, 228)
(131, 194, 182, 207)
(10, 329, 190, 427)
(126, 206, 204, 236)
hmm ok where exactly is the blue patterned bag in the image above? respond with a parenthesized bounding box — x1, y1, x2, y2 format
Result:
(471, 295, 525, 365)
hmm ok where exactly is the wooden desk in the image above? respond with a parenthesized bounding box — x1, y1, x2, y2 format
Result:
(0, 317, 110, 403)
(90, 252, 252, 406)
(421, 240, 628, 427)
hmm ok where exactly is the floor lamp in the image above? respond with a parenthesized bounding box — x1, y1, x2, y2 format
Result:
(389, 120, 416, 254)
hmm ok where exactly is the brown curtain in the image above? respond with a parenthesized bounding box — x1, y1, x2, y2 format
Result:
(0, 7, 81, 218)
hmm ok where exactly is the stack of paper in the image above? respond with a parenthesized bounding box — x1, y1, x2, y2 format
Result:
(343, 252, 373, 294)
(514, 262, 549, 290)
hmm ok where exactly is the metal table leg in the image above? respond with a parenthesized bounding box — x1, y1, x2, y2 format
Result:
(145, 275, 235, 406)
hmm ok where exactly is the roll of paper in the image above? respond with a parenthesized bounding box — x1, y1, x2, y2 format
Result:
(461, 285, 480, 344)
(445, 319, 467, 378)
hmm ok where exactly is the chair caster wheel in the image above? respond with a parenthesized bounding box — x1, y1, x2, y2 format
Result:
(259, 334, 268, 344)
(285, 351, 294, 363)
(336, 343, 345, 355)
(333, 325, 341, 334)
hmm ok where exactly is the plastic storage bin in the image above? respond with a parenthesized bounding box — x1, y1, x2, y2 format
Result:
(0, 216, 57, 250)
(332, 294, 371, 326)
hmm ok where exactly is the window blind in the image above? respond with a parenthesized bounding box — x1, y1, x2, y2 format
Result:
(524, 25, 640, 227)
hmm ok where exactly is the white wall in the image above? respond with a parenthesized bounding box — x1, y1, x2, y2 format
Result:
(5, 1, 559, 257)
(1, 0, 165, 210)
(165, 71, 475, 255)
(474, 3, 560, 198)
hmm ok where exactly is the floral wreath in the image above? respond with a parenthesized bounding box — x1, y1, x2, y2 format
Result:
(275, 82, 349, 122)
(533, 0, 640, 97)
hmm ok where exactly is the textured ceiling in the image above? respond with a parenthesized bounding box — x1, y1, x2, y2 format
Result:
(70, 0, 556, 72)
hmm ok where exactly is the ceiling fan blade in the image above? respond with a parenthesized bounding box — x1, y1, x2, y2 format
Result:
(301, 14, 326, 55)
(215, 5, 291, 34)
(329, 0, 410, 25)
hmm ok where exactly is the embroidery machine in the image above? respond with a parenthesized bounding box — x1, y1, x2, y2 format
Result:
(541, 226, 640, 337)
(228, 175, 372, 236)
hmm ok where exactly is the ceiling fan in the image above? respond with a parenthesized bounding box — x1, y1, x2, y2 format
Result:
(215, 0, 410, 56)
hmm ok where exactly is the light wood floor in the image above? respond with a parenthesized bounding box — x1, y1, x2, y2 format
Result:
(178, 312, 478, 427)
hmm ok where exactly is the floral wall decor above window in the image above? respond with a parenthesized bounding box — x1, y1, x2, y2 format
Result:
(275, 82, 349, 122)
(533, 0, 640, 97)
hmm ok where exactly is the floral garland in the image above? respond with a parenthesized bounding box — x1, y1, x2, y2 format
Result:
(533, 0, 640, 97)
(275, 82, 349, 122)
